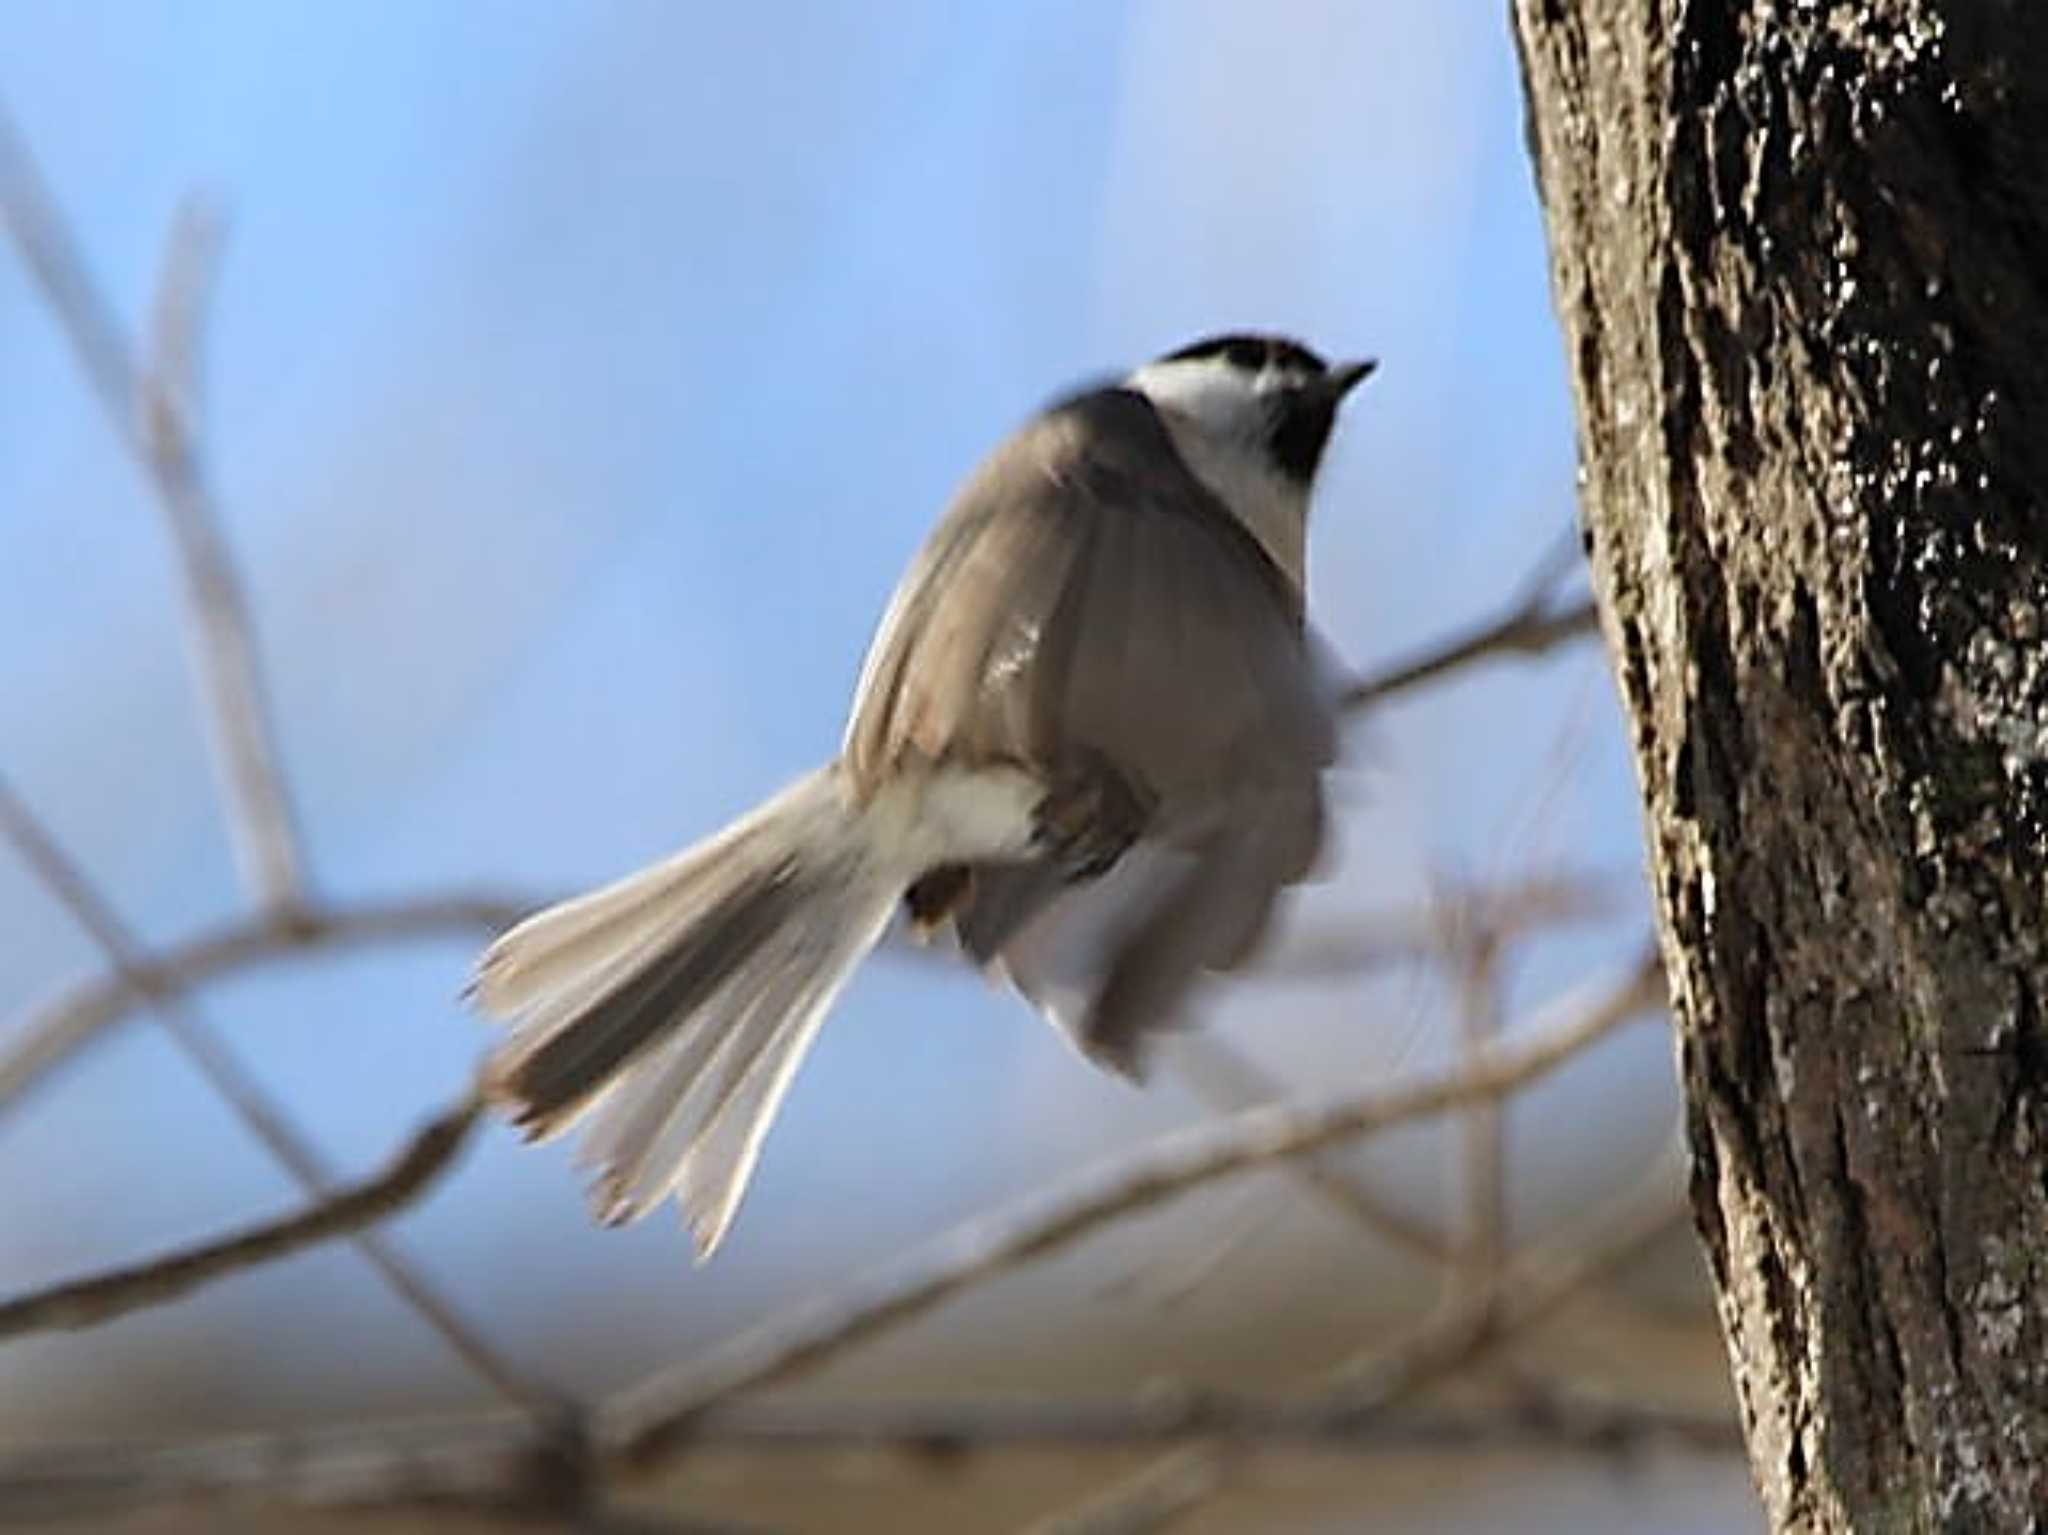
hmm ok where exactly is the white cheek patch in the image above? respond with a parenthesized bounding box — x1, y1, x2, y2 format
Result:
(1126, 359, 1266, 438)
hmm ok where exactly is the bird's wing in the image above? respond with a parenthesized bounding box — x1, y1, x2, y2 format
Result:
(841, 386, 1335, 1069)
(843, 386, 1330, 799)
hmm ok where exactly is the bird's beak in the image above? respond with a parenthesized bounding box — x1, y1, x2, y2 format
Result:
(1325, 358, 1377, 401)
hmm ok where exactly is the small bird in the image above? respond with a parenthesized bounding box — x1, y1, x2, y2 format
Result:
(472, 332, 1374, 1257)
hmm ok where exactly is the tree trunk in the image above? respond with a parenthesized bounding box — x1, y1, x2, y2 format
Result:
(1510, 2, 2048, 1528)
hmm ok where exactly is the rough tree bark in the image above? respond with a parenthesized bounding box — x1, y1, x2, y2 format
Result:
(1511, 2, 2048, 1529)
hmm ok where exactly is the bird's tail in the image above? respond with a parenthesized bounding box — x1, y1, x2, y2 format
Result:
(471, 765, 907, 1257)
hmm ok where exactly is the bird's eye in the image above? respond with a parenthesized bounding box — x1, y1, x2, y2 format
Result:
(1225, 340, 1265, 371)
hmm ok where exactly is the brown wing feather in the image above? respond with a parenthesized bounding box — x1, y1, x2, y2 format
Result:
(841, 412, 1088, 787)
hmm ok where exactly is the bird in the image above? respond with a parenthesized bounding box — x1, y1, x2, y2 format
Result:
(470, 331, 1375, 1258)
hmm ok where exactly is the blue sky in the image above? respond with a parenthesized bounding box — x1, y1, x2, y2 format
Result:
(0, 1, 1667, 1439)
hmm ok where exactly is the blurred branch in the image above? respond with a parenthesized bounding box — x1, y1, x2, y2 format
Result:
(0, 888, 534, 1115)
(606, 952, 1665, 1470)
(1095, 1182, 1286, 1310)
(146, 193, 223, 436)
(588, 1515, 791, 1535)
(1338, 543, 1600, 713)
(1167, 1037, 1452, 1264)
(0, 778, 556, 1413)
(1020, 1448, 1219, 1535)
(0, 1385, 1735, 1525)
(983, 1371, 1740, 1535)
(0, 113, 306, 913)
(650, 1389, 1735, 1453)
(0, 1413, 540, 1527)
(0, 1094, 483, 1341)
(1449, 916, 1507, 1311)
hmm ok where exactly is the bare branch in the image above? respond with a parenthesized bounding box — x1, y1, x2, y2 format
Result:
(146, 194, 225, 451)
(0, 110, 306, 912)
(694, 1387, 1736, 1455)
(0, 108, 132, 413)
(588, 1514, 793, 1535)
(0, 1385, 1738, 1524)
(1008, 1373, 1740, 1533)
(605, 951, 1666, 1469)
(1167, 1036, 1452, 1264)
(1, 889, 534, 1115)
(1449, 918, 1507, 1312)
(1019, 1448, 1221, 1535)
(1093, 1182, 1284, 1310)
(0, 1095, 482, 1341)
(1340, 595, 1600, 712)
(0, 1411, 534, 1526)
(0, 778, 556, 1412)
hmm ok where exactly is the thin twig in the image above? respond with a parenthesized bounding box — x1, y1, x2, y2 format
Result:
(605, 953, 1666, 1470)
(0, 111, 306, 913)
(1340, 596, 1600, 712)
(0, 1095, 483, 1340)
(145, 194, 223, 458)
(1507, 526, 1592, 611)
(1095, 1181, 1284, 1310)
(1168, 1036, 1451, 1263)
(0, 778, 559, 1414)
(0, 889, 535, 1115)
(1450, 916, 1507, 1312)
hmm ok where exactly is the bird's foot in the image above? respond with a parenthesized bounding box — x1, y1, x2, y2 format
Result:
(1034, 753, 1153, 880)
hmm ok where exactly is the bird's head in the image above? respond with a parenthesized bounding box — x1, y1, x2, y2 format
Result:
(1127, 332, 1375, 486)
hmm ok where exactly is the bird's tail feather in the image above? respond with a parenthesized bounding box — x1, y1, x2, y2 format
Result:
(472, 766, 905, 1256)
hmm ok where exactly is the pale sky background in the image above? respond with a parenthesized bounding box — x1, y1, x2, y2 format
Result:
(0, 4, 1753, 1529)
